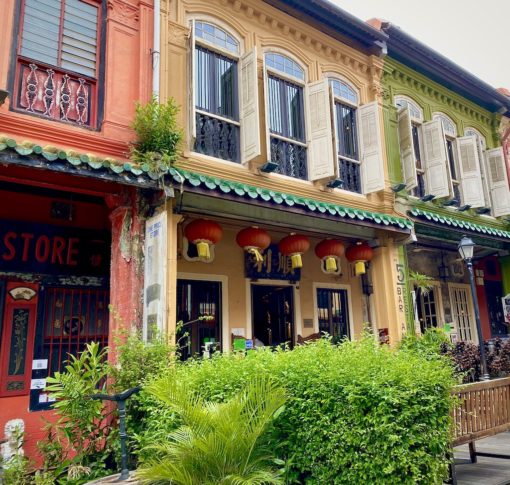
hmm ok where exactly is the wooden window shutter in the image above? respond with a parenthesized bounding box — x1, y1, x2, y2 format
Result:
(359, 101, 385, 193)
(188, 20, 197, 147)
(240, 48, 261, 164)
(262, 57, 272, 162)
(456, 135, 485, 208)
(422, 119, 451, 198)
(486, 147, 510, 217)
(397, 107, 418, 190)
(306, 79, 336, 181)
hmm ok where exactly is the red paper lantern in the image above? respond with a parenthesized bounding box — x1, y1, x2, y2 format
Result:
(236, 226, 271, 262)
(279, 233, 310, 269)
(345, 242, 373, 275)
(184, 219, 223, 261)
(315, 239, 345, 273)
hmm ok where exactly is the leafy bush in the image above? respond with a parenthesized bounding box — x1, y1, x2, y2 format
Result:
(140, 338, 456, 484)
(130, 96, 183, 172)
(138, 376, 286, 484)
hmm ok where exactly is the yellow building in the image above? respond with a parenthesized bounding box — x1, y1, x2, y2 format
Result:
(155, 0, 414, 354)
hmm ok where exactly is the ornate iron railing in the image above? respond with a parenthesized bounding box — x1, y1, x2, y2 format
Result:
(195, 112, 240, 163)
(15, 58, 96, 127)
(270, 136, 307, 180)
(338, 157, 361, 193)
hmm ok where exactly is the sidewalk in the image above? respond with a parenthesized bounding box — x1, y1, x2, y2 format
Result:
(454, 432, 510, 485)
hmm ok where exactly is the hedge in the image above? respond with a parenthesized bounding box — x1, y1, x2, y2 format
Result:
(139, 338, 456, 484)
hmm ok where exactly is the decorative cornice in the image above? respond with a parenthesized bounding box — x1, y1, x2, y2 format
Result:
(184, 0, 377, 78)
(108, 0, 140, 28)
(167, 20, 190, 48)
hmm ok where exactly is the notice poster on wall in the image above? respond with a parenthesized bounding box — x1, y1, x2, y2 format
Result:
(503, 294, 510, 325)
(143, 211, 168, 342)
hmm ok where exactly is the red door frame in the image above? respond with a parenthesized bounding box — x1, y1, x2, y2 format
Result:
(0, 282, 38, 397)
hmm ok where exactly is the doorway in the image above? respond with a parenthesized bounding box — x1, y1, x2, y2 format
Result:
(251, 285, 294, 348)
(449, 284, 476, 342)
(485, 280, 507, 338)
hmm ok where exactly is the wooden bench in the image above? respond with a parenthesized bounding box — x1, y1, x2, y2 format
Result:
(448, 376, 510, 483)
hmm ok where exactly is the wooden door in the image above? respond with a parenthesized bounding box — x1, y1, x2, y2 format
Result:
(449, 284, 476, 343)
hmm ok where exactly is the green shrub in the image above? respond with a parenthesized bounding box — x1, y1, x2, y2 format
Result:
(140, 338, 456, 484)
(130, 96, 183, 172)
(138, 376, 286, 484)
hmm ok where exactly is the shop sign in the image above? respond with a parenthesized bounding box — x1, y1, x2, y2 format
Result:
(0, 220, 109, 276)
(245, 244, 301, 281)
(143, 211, 167, 341)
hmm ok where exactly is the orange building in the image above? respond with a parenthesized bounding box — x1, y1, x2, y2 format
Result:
(0, 0, 155, 459)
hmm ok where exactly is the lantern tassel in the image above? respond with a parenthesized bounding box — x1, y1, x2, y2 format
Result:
(325, 257, 337, 272)
(248, 248, 264, 262)
(354, 261, 366, 276)
(290, 254, 303, 269)
(197, 241, 211, 260)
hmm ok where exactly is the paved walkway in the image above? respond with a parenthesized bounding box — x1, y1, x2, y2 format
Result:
(454, 432, 510, 485)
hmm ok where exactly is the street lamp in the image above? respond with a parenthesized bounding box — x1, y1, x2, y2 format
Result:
(458, 236, 490, 381)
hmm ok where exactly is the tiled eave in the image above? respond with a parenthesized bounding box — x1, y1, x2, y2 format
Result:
(171, 167, 413, 233)
(0, 135, 161, 188)
(410, 208, 510, 240)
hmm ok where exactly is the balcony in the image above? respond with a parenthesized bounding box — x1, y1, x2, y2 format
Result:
(195, 112, 240, 163)
(270, 136, 307, 180)
(14, 58, 96, 128)
(338, 157, 361, 193)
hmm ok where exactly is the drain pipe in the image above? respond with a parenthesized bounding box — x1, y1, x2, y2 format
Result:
(152, 0, 160, 99)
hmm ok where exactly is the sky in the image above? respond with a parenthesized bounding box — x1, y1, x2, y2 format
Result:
(329, 0, 509, 90)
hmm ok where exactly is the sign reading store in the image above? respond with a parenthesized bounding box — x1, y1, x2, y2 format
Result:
(0, 220, 109, 275)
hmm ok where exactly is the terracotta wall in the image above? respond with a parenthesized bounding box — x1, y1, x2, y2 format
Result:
(0, 0, 154, 159)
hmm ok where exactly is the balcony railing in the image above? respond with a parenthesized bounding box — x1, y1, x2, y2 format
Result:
(270, 136, 307, 180)
(338, 157, 361, 193)
(195, 112, 240, 163)
(15, 59, 96, 127)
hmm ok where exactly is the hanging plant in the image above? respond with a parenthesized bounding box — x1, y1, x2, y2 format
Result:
(130, 96, 183, 177)
(409, 270, 434, 295)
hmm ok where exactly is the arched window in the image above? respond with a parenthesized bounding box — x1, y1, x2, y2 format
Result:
(195, 21, 239, 54)
(192, 20, 241, 163)
(329, 78, 361, 193)
(464, 127, 486, 149)
(433, 112, 457, 137)
(330, 79, 358, 105)
(264, 52, 307, 180)
(395, 96, 423, 121)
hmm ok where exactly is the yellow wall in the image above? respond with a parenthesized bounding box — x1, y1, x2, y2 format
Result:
(176, 224, 366, 349)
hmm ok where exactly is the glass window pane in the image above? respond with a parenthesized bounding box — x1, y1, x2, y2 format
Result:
(329, 79, 357, 104)
(335, 102, 358, 160)
(195, 21, 239, 54)
(265, 53, 304, 80)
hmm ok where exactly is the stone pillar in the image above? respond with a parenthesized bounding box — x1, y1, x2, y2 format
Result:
(370, 237, 407, 345)
(107, 188, 145, 355)
(165, 202, 182, 342)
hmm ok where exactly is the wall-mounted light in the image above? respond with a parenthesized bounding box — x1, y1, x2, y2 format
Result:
(327, 178, 344, 189)
(475, 207, 491, 215)
(391, 183, 406, 193)
(420, 194, 435, 202)
(457, 204, 471, 212)
(259, 161, 279, 173)
(442, 199, 458, 207)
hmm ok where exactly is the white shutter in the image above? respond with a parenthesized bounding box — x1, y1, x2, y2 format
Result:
(359, 101, 385, 193)
(305, 79, 336, 181)
(422, 119, 451, 198)
(262, 58, 272, 162)
(456, 136, 485, 208)
(486, 147, 510, 217)
(397, 107, 418, 190)
(240, 48, 261, 164)
(330, 85, 340, 179)
(188, 20, 196, 147)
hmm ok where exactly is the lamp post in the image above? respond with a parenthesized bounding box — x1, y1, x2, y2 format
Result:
(457, 236, 490, 381)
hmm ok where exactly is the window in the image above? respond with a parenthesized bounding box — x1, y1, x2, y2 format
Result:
(395, 97, 425, 197)
(330, 79, 361, 193)
(193, 21, 240, 163)
(316, 288, 350, 340)
(265, 53, 307, 180)
(14, 0, 101, 127)
(415, 285, 440, 334)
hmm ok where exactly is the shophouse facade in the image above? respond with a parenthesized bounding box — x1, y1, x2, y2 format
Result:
(155, 0, 415, 358)
(372, 19, 510, 342)
(0, 0, 156, 458)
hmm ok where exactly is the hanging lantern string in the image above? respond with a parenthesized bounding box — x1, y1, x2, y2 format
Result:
(248, 247, 264, 262)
